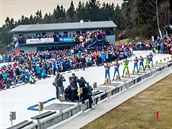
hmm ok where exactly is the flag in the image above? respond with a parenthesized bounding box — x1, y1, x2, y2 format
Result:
(15, 42, 19, 55)
(158, 29, 163, 39)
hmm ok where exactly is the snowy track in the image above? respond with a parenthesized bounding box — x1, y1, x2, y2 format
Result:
(0, 50, 171, 129)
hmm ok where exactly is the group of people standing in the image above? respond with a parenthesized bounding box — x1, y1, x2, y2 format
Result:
(104, 52, 154, 83)
(53, 73, 93, 108)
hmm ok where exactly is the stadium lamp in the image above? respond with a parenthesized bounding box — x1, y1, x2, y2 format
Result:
(80, 20, 84, 24)
(169, 24, 172, 30)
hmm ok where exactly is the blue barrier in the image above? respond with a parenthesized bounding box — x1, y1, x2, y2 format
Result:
(27, 97, 56, 111)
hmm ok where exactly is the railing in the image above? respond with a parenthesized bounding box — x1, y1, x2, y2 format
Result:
(7, 120, 33, 129)
(31, 111, 56, 120)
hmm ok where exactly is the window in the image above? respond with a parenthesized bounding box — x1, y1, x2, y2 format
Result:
(82, 31, 86, 34)
(64, 32, 68, 35)
(76, 31, 80, 35)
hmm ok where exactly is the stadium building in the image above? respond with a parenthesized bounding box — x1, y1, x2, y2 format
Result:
(10, 21, 117, 52)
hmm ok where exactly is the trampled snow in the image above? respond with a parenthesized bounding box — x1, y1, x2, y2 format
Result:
(0, 50, 171, 129)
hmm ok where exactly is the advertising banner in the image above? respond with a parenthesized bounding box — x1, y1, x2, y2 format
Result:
(26, 38, 54, 44)
(59, 37, 74, 43)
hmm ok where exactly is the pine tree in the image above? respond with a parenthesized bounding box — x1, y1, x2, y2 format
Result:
(29, 15, 35, 24)
(67, 1, 75, 22)
(43, 13, 50, 23)
(34, 10, 42, 23)
(113, 4, 124, 30)
(86, 0, 100, 21)
(76, 1, 86, 21)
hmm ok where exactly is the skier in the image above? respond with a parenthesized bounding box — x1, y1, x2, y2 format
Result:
(104, 62, 111, 83)
(133, 56, 139, 74)
(149, 52, 154, 67)
(138, 56, 145, 72)
(145, 55, 151, 70)
(122, 59, 130, 77)
(112, 60, 121, 80)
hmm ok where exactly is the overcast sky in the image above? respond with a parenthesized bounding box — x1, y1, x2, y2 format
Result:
(0, 0, 123, 27)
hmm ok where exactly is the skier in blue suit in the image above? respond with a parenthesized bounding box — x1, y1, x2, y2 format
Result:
(104, 62, 111, 82)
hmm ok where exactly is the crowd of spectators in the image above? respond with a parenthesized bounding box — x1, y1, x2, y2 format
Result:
(4, 32, 172, 91)
(132, 34, 172, 54)
(15, 30, 106, 45)
(0, 43, 133, 90)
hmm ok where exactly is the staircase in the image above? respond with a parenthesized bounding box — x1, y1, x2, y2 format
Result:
(86, 39, 106, 49)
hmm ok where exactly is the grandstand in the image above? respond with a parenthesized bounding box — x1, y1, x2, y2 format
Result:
(10, 21, 117, 52)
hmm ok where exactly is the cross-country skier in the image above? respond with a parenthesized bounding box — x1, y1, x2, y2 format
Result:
(149, 52, 154, 67)
(133, 56, 139, 74)
(138, 56, 145, 72)
(112, 60, 121, 80)
(122, 59, 130, 77)
(104, 62, 111, 83)
(145, 55, 151, 70)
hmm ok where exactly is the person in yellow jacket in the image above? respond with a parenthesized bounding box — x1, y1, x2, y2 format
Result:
(29, 74, 36, 84)
(122, 59, 130, 77)
(29, 73, 36, 84)
(145, 55, 151, 70)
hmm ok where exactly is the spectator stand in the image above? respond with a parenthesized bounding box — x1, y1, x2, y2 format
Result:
(10, 21, 117, 53)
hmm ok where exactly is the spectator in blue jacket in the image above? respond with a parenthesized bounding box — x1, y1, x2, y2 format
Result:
(35, 64, 41, 79)
(52, 59, 58, 75)
(41, 69, 49, 79)
(2, 70, 8, 83)
(101, 52, 105, 65)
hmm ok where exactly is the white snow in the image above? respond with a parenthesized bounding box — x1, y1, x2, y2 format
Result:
(0, 50, 171, 129)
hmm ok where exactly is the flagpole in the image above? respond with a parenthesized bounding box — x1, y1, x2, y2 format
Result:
(156, 0, 161, 38)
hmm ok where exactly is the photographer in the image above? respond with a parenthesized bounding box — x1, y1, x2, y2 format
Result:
(69, 73, 79, 101)
(53, 72, 66, 99)
(86, 83, 93, 108)
(78, 77, 88, 103)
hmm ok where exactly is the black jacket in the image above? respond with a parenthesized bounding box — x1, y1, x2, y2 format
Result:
(69, 76, 78, 89)
(55, 75, 65, 87)
(78, 78, 87, 88)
